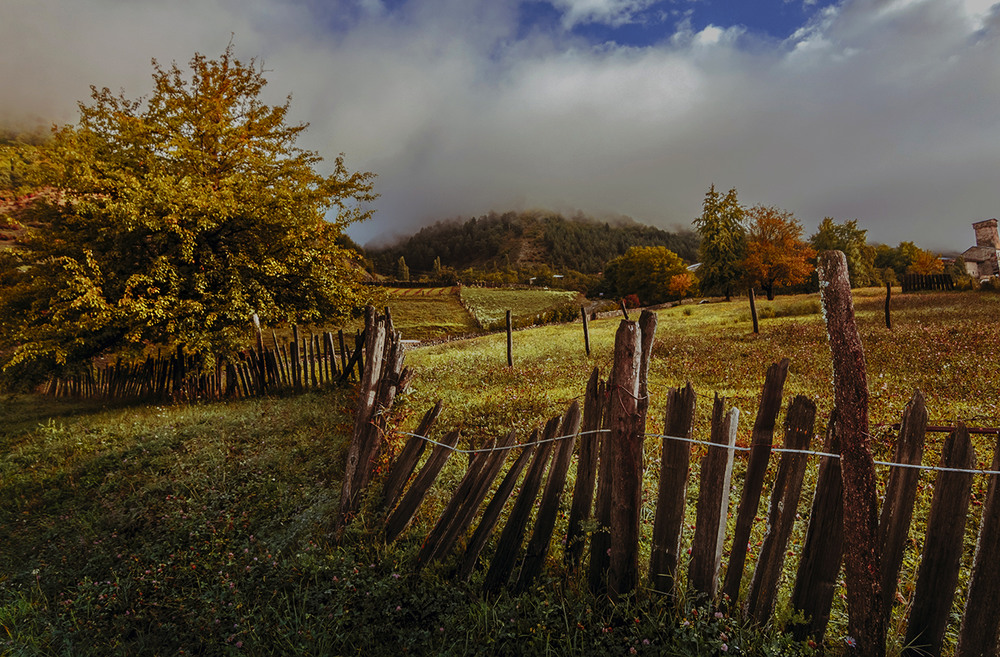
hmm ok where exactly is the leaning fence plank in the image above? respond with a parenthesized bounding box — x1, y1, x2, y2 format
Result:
(689, 395, 739, 601)
(746, 395, 816, 624)
(956, 430, 1000, 657)
(722, 358, 789, 606)
(457, 442, 537, 582)
(903, 424, 975, 657)
(788, 418, 844, 643)
(417, 437, 497, 567)
(588, 374, 615, 595)
(429, 429, 518, 565)
(649, 382, 697, 599)
(877, 390, 928, 623)
(384, 429, 461, 543)
(379, 401, 444, 514)
(516, 403, 582, 591)
(481, 427, 556, 597)
(566, 368, 605, 569)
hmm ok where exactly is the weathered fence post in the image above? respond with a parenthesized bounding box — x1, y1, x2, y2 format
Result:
(506, 310, 513, 367)
(338, 308, 387, 528)
(581, 306, 591, 356)
(876, 390, 927, 623)
(749, 287, 759, 334)
(688, 394, 739, 601)
(721, 358, 789, 606)
(649, 382, 697, 599)
(607, 319, 643, 597)
(818, 249, 884, 657)
(291, 325, 302, 391)
(956, 429, 1000, 657)
(903, 424, 975, 657)
(884, 281, 892, 330)
(746, 395, 816, 623)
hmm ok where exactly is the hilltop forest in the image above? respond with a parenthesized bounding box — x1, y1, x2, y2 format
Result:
(366, 210, 700, 279)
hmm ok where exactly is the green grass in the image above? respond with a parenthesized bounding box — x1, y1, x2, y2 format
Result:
(459, 287, 579, 329)
(4, 288, 999, 655)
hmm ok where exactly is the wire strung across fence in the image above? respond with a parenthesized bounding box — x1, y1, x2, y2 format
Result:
(396, 427, 1000, 476)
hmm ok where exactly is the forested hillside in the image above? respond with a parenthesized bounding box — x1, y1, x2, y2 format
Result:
(367, 210, 699, 277)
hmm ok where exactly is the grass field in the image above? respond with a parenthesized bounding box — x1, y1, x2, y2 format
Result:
(459, 287, 580, 329)
(3, 288, 999, 655)
(269, 286, 582, 344)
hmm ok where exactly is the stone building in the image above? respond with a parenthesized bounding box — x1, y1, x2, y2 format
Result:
(962, 219, 1000, 279)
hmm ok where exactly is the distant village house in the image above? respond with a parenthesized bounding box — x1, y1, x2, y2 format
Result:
(962, 219, 1000, 280)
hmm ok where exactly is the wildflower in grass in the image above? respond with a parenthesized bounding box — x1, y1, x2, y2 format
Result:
(721, 643, 728, 652)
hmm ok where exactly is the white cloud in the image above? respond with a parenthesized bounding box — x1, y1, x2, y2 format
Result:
(2, 0, 1000, 251)
(547, 0, 657, 28)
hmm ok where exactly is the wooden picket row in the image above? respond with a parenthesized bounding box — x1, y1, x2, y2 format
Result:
(43, 325, 363, 403)
(369, 318, 1000, 655)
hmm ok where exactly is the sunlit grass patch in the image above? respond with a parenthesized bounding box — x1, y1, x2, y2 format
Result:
(459, 287, 579, 328)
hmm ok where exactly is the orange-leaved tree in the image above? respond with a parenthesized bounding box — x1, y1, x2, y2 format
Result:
(742, 205, 815, 300)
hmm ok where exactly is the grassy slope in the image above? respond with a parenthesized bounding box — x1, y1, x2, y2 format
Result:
(459, 287, 579, 328)
(3, 289, 999, 655)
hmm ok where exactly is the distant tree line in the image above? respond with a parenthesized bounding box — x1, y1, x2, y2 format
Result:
(365, 210, 699, 283)
(693, 185, 970, 302)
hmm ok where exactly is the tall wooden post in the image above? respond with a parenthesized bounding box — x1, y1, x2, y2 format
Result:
(505, 310, 513, 367)
(818, 250, 884, 657)
(749, 287, 759, 334)
(581, 306, 591, 356)
(606, 313, 655, 598)
(884, 281, 892, 330)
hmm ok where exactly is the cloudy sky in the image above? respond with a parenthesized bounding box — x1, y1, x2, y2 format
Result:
(3, 0, 1000, 251)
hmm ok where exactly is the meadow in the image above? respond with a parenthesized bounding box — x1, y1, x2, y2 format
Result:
(2, 288, 999, 655)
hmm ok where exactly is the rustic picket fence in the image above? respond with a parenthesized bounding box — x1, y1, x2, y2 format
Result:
(901, 273, 954, 292)
(358, 309, 1000, 657)
(42, 321, 365, 402)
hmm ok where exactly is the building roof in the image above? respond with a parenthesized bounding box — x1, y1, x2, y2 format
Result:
(962, 245, 998, 262)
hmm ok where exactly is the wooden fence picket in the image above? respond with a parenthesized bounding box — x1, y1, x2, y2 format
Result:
(417, 436, 498, 567)
(516, 403, 581, 591)
(588, 372, 615, 595)
(566, 368, 605, 569)
(427, 429, 518, 565)
(379, 401, 444, 514)
(788, 418, 844, 643)
(722, 358, 789, 606)
(956, 430, 1000, 657)
(649, 382, 697, 599)
(877, 390, 928, 622)
(457, 442, 537, 582)
(384, 429, 462, 543)
(688, 394, 738, 601)
(481, 422, 557, 596)
(904, 424, 975, 657)
(746, 395, 816, 623)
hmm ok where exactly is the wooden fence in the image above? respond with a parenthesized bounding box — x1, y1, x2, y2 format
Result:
(364, 313, 1000, 656)
(901, 273, 954, 292)
(42, 323, 364, 402)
